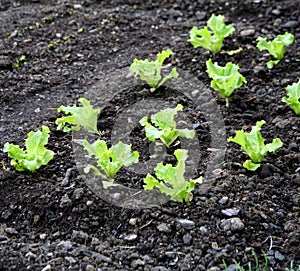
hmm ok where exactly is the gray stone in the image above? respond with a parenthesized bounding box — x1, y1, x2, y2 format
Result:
(177, 219, 195, 230)
(131, 259, 145, 268)
(274, 251, 285, 261)
(221, 208, 240, 217)
(56, 240, 72, 250)
(218, 196, 229, 205)
(124, 234, 137, 241)
(41, 265, 51, 271)
(220, 218, 245, 232)
(183, 233, 193, 245)
(5, 228, 18, 235)
(157, 223, 171, 233)
(65, 256, 77, 264)
(240, 29, 255, 36)
(281, 20, 298, 28)
(93, 252, 112, 263)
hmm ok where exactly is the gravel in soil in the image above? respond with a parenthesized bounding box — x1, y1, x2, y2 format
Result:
(0, 0, 299, 270)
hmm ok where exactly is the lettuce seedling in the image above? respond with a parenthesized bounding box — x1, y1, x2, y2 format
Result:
(144, 149, 202, 204)
(139, 104, 195, 148)
(227, 120, 283, 171)
(188, 14, 235, 53)
(56, 97, 100, 134)
(3, 126, 54, 171)
(256, 32, 294, 69)
(129, 49, 179, 91)
(282, 79, 300, 116)
(206, 58, 246, 107)
(83, 139, 139, 179)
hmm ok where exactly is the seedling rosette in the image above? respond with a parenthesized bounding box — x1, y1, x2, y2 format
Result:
(144, 149, 203, 204)
(256, 32, 294, 69)
(227, 120, 283, 171)
(56, 97, 100, 134)
(188, 14, 235, 53)
(129, 49, 178, 91)
(83, 139, 139, 180)
(139, 104, 195, 148)
(282, 79, 300, 116)
(3, 126, 54, 171)
(206, 59, 247, 107)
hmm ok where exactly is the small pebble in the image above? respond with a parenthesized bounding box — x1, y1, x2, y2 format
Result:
(124, 234, 137, 241)
(86, 265, 95, 271)
(218, 196, 229, 205)
(157, 223, 171, 233)
(129, 218, 137, 226)
(220, 218, 245, 232)
(56, 240, 72, 250)
(183, 233, 193, 245)
(41, 265, 51, 271)
(221, 208, 240, 217)
(5, 228, 18, 235)
(275, 251, 285, 261)
(240, 29, 255, 36)
(177, 219, 195, 230)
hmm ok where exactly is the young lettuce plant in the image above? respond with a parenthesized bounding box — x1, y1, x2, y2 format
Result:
(206, 58, 247, 107)
(129, 49, 179, 91)
(139, 104, 195, 148)
(56, 97, 100, 134)
(227, 120, 283, 171)
(83, 139, 139, 179)
(188, 14, 235, 53)
(256, 32, 294, 69)
(144, 149, 202, 204)
(282, 79, 300, 116)
(3, 126, 54, 171)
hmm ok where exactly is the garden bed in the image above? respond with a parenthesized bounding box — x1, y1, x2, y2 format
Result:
(0, 0, 299, 270)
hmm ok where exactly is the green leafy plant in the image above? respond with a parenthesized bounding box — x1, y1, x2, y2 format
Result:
(3, 126, 54, 172)
(83, 140, 139, 179)
(188, 14, 235, 53)
(256, 32, 294, 69)
(13, 55, 26, 69)
(227, 120, 283, 171)
(139, 104, 195, 148)
(223, 252, 269, 271)
(56, 98, 100, 134)
(206, 58, 247, 107)
(129, 49, 179, 91)
(144, 149, 202, 204)
(282, 79, 300, 116)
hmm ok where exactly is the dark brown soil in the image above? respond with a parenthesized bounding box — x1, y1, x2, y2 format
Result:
(0, 0, 299, 270)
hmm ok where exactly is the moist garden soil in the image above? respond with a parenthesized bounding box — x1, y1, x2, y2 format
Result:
(0, 0, 299, 270)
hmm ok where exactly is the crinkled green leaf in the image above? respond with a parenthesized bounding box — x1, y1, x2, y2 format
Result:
(139, 104, 195, 148)
(207, 14, 235, 38)
(282, 80, 300, 116)
(188, 14, 235, 53)
(129, 49, 178, 89)
(56, 97, 100, 134)
(227, 120, 283, 171)
(3, 126, 54, 171)
(243, 160, 261, 171)
(143, 149, 202, 204)
(206, 59, 246, 99)
(83, 139, 139, 179)
(257, 32, 294, 69)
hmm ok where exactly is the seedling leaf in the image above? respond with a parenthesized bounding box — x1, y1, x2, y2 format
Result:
(227, 120, 283, 170)
(56, 98, 100, 134)
(3, 126, 54, 171)
(143, 149, 202, 204)
(282, 79, 300, 116)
